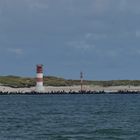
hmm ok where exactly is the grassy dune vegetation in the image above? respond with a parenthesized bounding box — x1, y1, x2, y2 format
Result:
(0, 76, 35, 88)
(0, 75, 140, 88)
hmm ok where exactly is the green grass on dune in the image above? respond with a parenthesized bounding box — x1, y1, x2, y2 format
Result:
(0, 75, 140, 88)
(0, 76, 35, 88)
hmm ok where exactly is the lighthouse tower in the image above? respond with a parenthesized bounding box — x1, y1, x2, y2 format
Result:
(36, 64, 45, 92)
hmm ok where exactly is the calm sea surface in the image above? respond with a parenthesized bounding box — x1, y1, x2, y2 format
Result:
(0, 94, 140, 140)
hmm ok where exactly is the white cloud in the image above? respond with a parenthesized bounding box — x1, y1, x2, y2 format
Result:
(107, 50, 118, 57)
(85, 33, 107, 40)
(25, 0, 48, 10)
(85, 33, 93, 39)
(137, 51, 140, 55)
(92, 0, 140, 14)
(7, 48, 23, 55)
(119, 0, 127, 11)
(136, 30, 140, 38)
(67, 41, 95, 51)
(91, 0, 111, 15)
(30, 2, 48, 10)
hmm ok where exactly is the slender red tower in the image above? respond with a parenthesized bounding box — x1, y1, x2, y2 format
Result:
(36, 64, 44, 92)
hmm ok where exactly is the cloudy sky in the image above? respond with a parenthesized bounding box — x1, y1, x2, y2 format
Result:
(0, 0, 140, 80)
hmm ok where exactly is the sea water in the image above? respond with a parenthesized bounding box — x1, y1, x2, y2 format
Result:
(0, 94, 140, 140)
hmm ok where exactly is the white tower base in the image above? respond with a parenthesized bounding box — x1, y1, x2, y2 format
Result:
(36, 86, 45, 92)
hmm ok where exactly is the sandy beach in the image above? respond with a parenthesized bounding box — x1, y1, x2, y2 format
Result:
(0, 85, 140, 93)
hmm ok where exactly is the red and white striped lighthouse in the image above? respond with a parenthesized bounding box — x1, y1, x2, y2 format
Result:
(36, 64, 44, 92)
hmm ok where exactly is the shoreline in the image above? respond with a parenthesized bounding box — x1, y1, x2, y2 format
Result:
(0, 85, 140, 94)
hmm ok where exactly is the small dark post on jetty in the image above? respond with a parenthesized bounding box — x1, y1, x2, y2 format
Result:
(80, 72, 83, 92)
